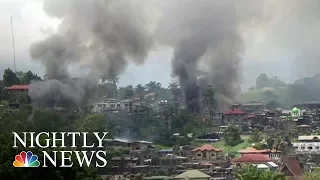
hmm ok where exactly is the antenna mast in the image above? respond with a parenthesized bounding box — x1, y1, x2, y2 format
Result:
(10, 16, 17, 72)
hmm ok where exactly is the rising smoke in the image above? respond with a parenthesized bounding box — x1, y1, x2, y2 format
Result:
(29, 0, 320, 111)
(155, 0, 268, 111)
(29, 0, 153, 108)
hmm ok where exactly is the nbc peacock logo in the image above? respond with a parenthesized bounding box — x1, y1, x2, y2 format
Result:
(13, 151, 40, 167)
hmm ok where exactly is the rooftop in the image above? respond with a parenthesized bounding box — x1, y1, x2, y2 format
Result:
(6, 85, 29, 90)
(192, 144, 222, 152)
(173, 170, 210, 179)
(298, 135, 320, 141)
(224, 108, 246, 115)
(239, 147, 269, 154)
(231, 154, 272, 163)
(280, 158, 303, 177)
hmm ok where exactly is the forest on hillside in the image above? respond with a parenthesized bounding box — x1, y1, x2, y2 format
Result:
(238, 73, 320, 108)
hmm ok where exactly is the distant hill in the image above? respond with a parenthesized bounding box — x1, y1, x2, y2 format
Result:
(237, 87, 288, 107)
(237, 74, 320, 108)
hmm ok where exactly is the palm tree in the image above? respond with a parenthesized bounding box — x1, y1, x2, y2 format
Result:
(100, 73, 119, 98)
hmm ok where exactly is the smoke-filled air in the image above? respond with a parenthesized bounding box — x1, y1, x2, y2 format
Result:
(28, 0, 153, 108)
(28, 0, 320, 110)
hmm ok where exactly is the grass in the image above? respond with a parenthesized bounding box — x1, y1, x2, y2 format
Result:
(154, 144, 172, 150)
(212, 139, 250, 154)
(210, 135, 252, 157)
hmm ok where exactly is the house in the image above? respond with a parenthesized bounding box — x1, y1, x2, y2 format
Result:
(293, 135, 320, 154)
(92, 101, 120, 112)
(280, 157, 303, 179)
(296, 124, 312, 134)
(192, 144, 224, 161)
(130, 141, 153, 152)
(223, 108, 247, 124)
(173, 170, 211, 180)
(238, 147, 281, 160)
(6, 84, 30, 106)
(158, 149, 174, 157)
(129, 141, 155, 160)
(231, 154, 272, 165)
(119, 99, 133, 111)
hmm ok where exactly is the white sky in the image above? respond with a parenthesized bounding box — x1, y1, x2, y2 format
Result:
(0, 0, 308, 90)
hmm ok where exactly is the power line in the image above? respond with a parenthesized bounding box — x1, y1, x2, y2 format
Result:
(11, 16, 17, 72)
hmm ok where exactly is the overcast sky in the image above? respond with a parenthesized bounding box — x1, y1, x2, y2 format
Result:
(0, 0, 316, 90)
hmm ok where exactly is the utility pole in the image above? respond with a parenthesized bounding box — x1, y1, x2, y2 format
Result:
(10, 16, 17, 72)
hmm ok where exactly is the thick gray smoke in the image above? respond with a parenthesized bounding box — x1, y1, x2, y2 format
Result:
(29, 0, 152, 108)
(156, 0, 268, 111)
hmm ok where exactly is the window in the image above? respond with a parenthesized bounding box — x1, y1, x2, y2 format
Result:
(294, 146, 298, 149)
(197, 153, 201, 157)
(211, 153, 215, 156)
(316, 146, 319, 150)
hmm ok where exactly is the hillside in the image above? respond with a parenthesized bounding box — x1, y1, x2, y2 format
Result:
(237, 87, 289, 108)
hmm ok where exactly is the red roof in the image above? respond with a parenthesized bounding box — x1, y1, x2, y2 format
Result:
(231, 154, 272, 163)
(192, 144, 222, 152)
(6, 85, 29, 90)
(280, 158, 303, 177)
(239, 147, 269, 154)
(224, 108, 246, 115)
(239, 147, 281, 154)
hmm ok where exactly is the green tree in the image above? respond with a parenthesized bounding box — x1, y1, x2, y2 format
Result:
(20, 70, 42, 84)
(135, 84, 145, 101)
(249, 129, 261, 143)
(224, 124, 243, 146)
(100, 73, 119, 98)
(123, 85, 134, 99)
(256, 73, 269, 89)
(81, 113, 107, 132)
(145, 81, 157, 92)
(3, 68, 20, 87)
(304, 169, 320, 180)
(235, 165, 285, 180)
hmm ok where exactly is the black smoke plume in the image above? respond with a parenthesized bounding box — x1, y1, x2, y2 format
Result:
(28, 0, 152, 108)
(156, 0, 267, 111)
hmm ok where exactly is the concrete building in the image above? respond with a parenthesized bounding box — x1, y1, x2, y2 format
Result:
(293, 136, 320, 154)
(223, 108, 247, 125)
(238, 147, 281, 161)
(191, 144, 224, 161)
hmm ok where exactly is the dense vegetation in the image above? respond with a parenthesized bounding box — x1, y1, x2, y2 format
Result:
(0, 68, 316, 179)
(235, 165, 285, 180)
(239, 73, 320, 108)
